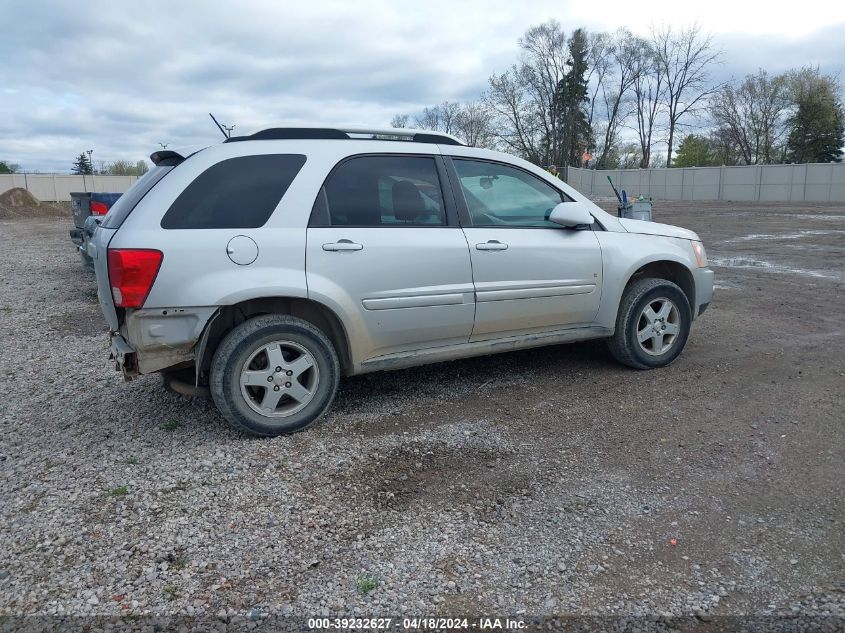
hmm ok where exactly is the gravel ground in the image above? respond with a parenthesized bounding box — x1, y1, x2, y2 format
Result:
(0, 202, 843, 630)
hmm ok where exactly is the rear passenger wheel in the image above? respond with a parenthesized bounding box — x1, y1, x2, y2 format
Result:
(210, 315, 339, 436)
(607, 278, 691, 370)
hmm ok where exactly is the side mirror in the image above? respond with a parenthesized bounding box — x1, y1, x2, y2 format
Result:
(548, 201, 594, 227)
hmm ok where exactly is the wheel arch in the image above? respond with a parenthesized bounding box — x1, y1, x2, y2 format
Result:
(196, 296, 353, 380)
(623, 259, 696, 315)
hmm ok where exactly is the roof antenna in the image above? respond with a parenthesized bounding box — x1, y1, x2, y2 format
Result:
(209, 113, 231, 139)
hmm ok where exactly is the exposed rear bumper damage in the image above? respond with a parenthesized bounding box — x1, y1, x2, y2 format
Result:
(109, 333, 137, 379)
(111, 306, 218, 378)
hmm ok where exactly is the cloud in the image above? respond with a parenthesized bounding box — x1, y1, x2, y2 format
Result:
(1, 0, 843, 170)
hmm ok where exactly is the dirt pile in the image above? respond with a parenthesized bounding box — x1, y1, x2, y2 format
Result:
(0, 187, 67, 219)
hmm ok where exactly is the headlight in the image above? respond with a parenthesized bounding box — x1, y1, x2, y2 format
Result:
(691, 241, 708, 268)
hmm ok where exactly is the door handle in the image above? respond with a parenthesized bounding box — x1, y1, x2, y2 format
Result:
(476, 240, 508, 251)
(322, 240, 363, 252)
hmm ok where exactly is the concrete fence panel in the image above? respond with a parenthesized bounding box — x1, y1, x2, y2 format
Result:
(565, 162, 845, 202)
(832, 164, 845, 201)
(760, 165, 792, 202)
(0, 174, 140, 201)
(690, 167, 720, 200)
(3, 164, 843, 204)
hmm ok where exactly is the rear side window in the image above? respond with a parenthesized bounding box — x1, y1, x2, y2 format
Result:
(310, 155, 445, 227)
(161, 154, 306, 229)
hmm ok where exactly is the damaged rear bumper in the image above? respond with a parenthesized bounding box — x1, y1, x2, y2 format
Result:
(109, 306, 218, 378)
(110, 333, 138, 379)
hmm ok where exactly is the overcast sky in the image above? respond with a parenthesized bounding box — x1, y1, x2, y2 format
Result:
(2, 0, 844, 171)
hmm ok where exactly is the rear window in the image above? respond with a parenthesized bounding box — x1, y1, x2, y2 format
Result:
(101, 165, 173, 229)
(161, 154, 306, 229)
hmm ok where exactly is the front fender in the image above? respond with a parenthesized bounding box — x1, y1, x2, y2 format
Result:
(594, 233, 697, 329)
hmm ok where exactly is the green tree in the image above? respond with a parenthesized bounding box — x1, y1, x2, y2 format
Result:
(0, 160, 19, 174)
(555, 28, 593, 167)
(785, 68, 844, 163)
(71, 153, 93, 175)
(673, 134, 713, 167)
(107, 160, 149, 176)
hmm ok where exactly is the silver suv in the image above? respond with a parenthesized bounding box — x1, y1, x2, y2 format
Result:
(90, 126, 714, 437)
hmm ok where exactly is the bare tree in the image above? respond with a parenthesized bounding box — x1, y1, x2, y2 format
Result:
(586, 32, 613, 134)
(413, 101, 462, 134)
(594, 29, 639, 168)
(439, 101, 462, 135)
(398, 101, 494, 147)
(519, 21, 569, 164)
(652, 23, 721, 167)
(484, 21, 569, 164)
(710, 70, 790, 164)
(414, 106, 441, 131)
(629, 37, 665, 167)
(485, 64, 544, 162)
(709, 126, 741, 165)
(455, 101, 494, 147)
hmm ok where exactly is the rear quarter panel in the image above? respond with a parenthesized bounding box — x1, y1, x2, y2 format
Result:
(110, 140, 440, 313)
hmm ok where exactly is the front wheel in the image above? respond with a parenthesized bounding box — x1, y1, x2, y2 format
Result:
(210, 315, 340, 437)
(607, 278, 692, 370)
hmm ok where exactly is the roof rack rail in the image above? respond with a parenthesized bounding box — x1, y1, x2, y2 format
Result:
(224, 126, 464, 146)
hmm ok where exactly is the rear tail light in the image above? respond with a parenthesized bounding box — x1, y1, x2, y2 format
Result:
(90, 200, 109, 216)
(107, 249, 163, 308)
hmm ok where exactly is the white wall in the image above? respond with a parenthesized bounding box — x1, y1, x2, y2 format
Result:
(0, 174, 140, 201)
(566, 163, 845, 202)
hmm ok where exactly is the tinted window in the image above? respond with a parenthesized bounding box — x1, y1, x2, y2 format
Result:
(161, 154, 306, 229)
(313, 156, 445, 227)
(453, 159, 567, 228)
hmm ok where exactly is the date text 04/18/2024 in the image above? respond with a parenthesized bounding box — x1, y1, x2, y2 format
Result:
(307, 617, 527, 630)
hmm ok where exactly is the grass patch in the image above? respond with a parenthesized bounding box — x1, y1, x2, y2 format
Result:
(356, 572, 379, 594)
(106, 486, 129, 497)
(162, 584, 179, 601)
(172, 554, 188, 570)
(125, 456, 140, 465)
(161, 420, 181, 432)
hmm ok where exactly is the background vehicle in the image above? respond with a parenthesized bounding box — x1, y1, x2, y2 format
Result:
(69, 192, 122, 268)
(89, 127, 714, 437)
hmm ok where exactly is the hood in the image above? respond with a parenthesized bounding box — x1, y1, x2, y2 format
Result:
(620, 218, 699, 241)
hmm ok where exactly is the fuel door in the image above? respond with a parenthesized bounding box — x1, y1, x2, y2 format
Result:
(226, 235, 259, 266)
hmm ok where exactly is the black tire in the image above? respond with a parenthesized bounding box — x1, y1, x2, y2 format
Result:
(607, 277, 692, 370)
(210, 315, 340, 437)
